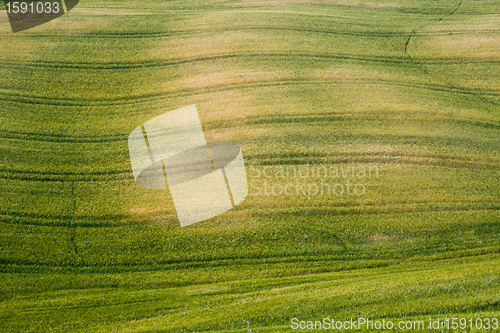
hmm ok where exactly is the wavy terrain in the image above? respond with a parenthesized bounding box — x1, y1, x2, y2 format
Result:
(0, 0, 499, 332)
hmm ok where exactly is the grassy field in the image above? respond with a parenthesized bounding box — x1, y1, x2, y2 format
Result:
(0, 0, 499, 332)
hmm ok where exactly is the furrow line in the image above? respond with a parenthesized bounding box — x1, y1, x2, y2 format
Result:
(0, 51, 411, 70)
(1, 113, 499, 144)
(2, 77, 499, 107)
(21, 26, 500, 40)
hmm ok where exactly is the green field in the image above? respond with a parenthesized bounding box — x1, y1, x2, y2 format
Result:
(0, 0, 499, 332)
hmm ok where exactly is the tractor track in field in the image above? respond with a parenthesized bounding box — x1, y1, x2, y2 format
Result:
(0, 112, 499, 144)
(1, 149, 498, 183)
(241, 113, 500, 129)
(1, 203, 499, 229)
(403, 1, 499, 109)
(404, 0, 463, 69)
(1, 49, 498, 71)
(0, 210, 128, 227)
(0, 51, 413, 70)
(245, 150, 500, 167)
(3, 245, 500, 270)
(0, 168, 131, 181)
(0, 131, 127, 143)
(14, 25, 500, 41)
(2, 76, 499, 107)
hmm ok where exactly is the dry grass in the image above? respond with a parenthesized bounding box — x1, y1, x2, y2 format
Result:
(415, 36, 500, 59)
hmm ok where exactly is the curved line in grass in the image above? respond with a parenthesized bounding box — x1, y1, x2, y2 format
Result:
(0, 131, 127, 143)
(1, 113, 498, 145)
(246, 150, 500, 166)
(1, 76, 499, 108)
(1, 50, 498, 71)
(0, 132, 127, 143)
(403, 0, 500, 113)
(1, 203, 499, 229)
(405, 1, 463, 70)
(21, 25, 500, 40)
(1, 152, 499, 184)
(0, 51, 412, 70)
(241, 113, 500, 130)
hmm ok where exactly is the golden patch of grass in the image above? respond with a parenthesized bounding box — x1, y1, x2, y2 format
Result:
(238, 0, 398, 8)
(206, 127, 275, 142)
(371, 233, 391, 242)
(419, 36, 500, 59)
(334, 0, 399, 9)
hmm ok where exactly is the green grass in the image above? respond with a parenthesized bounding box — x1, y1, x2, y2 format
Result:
(0, 0, 499, 332)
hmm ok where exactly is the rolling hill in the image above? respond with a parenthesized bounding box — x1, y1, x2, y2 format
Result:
(0, 0, 499, 331)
